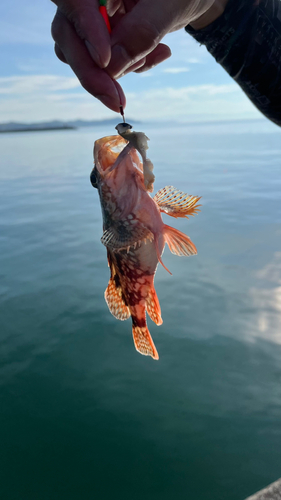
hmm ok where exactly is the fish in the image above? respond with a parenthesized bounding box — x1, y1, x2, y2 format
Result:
(91, 132, 201, 360)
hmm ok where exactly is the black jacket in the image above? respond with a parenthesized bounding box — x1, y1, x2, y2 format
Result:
(186, 0, 281, 126)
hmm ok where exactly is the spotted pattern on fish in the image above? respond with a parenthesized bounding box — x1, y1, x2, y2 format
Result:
(104, 262, 130, 321)
(107, 244, 162, 359)
(93, 134, 201, 360)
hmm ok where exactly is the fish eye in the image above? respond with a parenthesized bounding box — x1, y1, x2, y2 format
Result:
(90, 167, 98, 188)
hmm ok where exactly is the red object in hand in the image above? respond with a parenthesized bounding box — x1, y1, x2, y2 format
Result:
(99, 5, 111, 33)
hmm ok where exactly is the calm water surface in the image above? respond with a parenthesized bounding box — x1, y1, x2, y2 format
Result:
(0, 120, 281, 500)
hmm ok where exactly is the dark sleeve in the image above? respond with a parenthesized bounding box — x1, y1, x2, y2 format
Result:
(185, 0, 281, 127)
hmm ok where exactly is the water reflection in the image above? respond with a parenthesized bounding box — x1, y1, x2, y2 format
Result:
(247, 252, 281, 343)
(256, 251, 281, 284)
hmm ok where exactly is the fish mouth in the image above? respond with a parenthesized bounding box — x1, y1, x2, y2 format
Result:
(94, 135, 128, 173)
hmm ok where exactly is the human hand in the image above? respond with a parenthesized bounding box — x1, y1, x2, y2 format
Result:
(51, 0, 126, 112)
(51, 0, 226, 112)
(105, 0, 226, 78)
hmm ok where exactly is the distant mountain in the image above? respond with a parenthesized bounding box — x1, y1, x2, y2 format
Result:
(68, 118, 139, 128)
(0, 118, 140, 133)
(0, 121, 75, 133)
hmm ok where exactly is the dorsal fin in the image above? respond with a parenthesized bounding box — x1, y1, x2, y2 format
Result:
(154, 186, 201, 219)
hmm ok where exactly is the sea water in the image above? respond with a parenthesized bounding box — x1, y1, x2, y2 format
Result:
(0, 119, 281, 500)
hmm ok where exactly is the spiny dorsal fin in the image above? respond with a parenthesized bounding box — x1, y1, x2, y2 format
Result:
(163, 224, 197, 256)
(154, 186, 201, 219)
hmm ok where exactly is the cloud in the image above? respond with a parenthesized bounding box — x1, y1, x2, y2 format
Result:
(163, 67, 190, 74)
(124, 83, 260, 122)
(186, 57, 200, 64)
(0, 75, 110, 122)
(163, 30, 208, 65)
(0, 74, 262, 123)
(164, 83, 239, 96)
(0, 75, 80, 95)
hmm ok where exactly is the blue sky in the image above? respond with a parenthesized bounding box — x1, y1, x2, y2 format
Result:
(0, 0, 263, 123)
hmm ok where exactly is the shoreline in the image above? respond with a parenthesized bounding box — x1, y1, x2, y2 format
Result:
(0, 126, 76, 133)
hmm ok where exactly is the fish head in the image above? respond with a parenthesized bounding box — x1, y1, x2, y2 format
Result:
(92, 135, 145, 221)
(93, 135, 128, 178)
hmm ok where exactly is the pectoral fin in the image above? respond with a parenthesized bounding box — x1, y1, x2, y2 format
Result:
(101, 223, 153, 252)
(163, 224, 197, 256)
(154, 186, 201, 219)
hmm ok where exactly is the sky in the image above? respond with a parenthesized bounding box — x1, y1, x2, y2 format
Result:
(0, 0, 263, 123)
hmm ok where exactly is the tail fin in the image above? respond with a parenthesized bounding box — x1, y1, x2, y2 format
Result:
(132, 324, 159, 360)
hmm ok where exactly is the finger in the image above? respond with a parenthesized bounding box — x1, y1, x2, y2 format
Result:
(134, 44, 171, 73)
(107, 0, 124, 16)
(52, 11, 125, 112)
(117, 57, 147, 77)
(51, 1, 111, 68)
(120, 44, 171, 77)
(54, 43, 68, 63)
(107, 0, 175, 78)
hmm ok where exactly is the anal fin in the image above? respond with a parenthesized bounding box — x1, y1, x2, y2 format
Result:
(105, 252, 130, 321)
(164, 224, 197, 256)
(146, 287, 163, 326)
(105, 278, 131, 320)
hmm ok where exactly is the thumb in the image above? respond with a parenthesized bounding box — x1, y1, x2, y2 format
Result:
(107, 0, 176, 78)
(51, 0, 111, 68)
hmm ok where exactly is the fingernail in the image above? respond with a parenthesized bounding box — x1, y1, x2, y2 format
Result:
(108, 44, 133, 78)
(85, 40, 102, 67)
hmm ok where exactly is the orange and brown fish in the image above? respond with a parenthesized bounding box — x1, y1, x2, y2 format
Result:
(91, 126, 201, 360)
